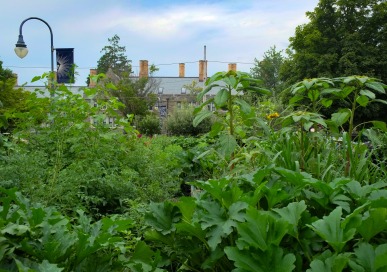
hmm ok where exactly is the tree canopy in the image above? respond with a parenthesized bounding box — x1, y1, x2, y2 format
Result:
(0, 60, 30, 131)
(280, 0, 387, 85)
(250, 46, 285, 96)
(96, 35, 158, 117)
(97, 34, 132, 76)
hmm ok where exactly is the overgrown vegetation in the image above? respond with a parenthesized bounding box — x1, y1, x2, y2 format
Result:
(1, 1, 387, 270)
(1, 69, 386, 271)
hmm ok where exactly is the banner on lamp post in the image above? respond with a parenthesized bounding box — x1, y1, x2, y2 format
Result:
(56, 48, 74, 83)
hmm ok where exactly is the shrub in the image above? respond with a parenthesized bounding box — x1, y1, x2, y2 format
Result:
(136, 114, 161, 136)
(165, 106, 212, 136)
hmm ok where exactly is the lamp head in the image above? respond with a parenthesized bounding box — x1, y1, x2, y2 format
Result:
(14, 34, 28, 58)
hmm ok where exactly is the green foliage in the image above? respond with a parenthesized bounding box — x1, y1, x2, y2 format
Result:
(109, 76, 158, 117)
(282, 0, 387, 84)
(194, 70, 270, 163)
(143, 164, 387, 271)
(97, 34, 132, 76)
(166, 106, 212, 136)
(0, 61, 30, 132)
(0, 188, 138, 271)
(251, 45, 285, 97)
(0, 77, 182, 217)
(281, 0, 387, 122)
(136, 114, 161, 136)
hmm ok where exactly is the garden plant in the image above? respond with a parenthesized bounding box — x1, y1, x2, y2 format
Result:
(0, 71, 386, 271)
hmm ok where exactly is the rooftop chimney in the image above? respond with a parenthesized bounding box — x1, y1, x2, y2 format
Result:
(89, 69, 97, 87)
(228, 63, 237, 72)
(199, 60, 205, 82)
(179, 63, 185, 77)
(139, 60, 149, 78)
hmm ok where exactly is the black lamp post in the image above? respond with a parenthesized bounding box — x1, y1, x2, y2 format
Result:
(14, 17, 54, 77)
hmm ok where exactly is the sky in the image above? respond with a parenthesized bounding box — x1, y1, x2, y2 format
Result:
(0, 0, 319, 86)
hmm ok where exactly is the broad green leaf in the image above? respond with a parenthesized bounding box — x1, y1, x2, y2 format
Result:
(193, 110, 213, 127)
(331, 111, 350, 127)
(343, 76, 356, 84)
(1, 223, 29, 236)
(308, 89, 320, 102)
(356, 95, 369, 107)
(291, 84, 306, 94)
(348, 243, 387, 272)
(308, 207, 356, 253)
(321, 98, 333, 107)
(359, 89, 376, 99)
(340, 86, 355, 99)
(371, 121, 387, 132)
(14, 258, 37, 272)
(223, 75, 237, 88)
(193, 97, 214, 114)
(292, 114, 303, 122)
(31, 75, 42, 82)
(37, 260, 64, 272)
(304, 121, 314, 131)
(198, 200, 247, 250)
(365, 81, 386, 94)
(197, 83, 220, 101)
(235, 208, 289, 251)
(357, 208, 387, 242)
(307, 251, 350, 272)
(225, 246, 296, 272)
(145, 202, 181, 235)
(209, 121, 224, 137)
(130, 241, 155, 263)
(375, 244, 387, 271)
(320, 88, 341, 95)
(218, 134, 237, 158)
(234, 98, 251, 114)
(214, 88, 229, 107)
(303, 79, 316, 90)
(373, 98, 387, 105)
(273, 201, 307, 238)
(191, 178, 243, 209)
(105, 82, 117, 90)
(243, 86, 271, 95)
(289, 95, 304, 105)
(175, 197, 196, 222)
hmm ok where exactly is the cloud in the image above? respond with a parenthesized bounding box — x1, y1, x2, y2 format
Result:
(1, 0, 319, 84)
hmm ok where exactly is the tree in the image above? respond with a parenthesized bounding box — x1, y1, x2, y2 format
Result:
(95, 35, 159, 117)
(280, 0, 387, 123)
(281, 0, 387, 85)
(0, 60, 30, 132)
(108, 76, 158, 117)
(250, 46, 285, 96)
(97, 34, 132, 76)
(183, 80, 203, 96)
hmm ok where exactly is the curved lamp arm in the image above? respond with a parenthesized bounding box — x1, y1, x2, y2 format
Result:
(14, 17, 54, 74)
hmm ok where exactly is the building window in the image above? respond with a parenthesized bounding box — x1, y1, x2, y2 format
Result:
(208, 102, 215, 111)
(181, 87, 186, 94)
(158, 87, 164, 94)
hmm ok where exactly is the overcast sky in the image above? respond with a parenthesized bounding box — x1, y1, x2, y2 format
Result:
(0, 0, 319, 86)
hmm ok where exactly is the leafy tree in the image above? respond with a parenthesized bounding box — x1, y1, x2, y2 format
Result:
(250, 46, 285, 97)
(281, 0, 387, 122)
(0, 60, 30, 132)
(281, 0, 387, 85)
(97, 34, 132, 76)
(95, 35, 158, 116)
(108, 76, 158, 117)
(183, 80, 203, 95)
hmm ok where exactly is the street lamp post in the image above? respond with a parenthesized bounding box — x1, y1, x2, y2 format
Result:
(14, 17, 55, 80)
